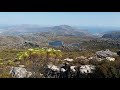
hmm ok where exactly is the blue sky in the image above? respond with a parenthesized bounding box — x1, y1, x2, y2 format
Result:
(0, 12, 120, 27)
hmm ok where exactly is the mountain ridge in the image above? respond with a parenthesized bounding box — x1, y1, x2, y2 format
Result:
(0, 25, 90, 37)
(102, 31, 120, 39)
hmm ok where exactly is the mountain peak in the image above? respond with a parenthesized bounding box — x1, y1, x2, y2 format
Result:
(52, 25, 74, 31)
(59, 25, 72, 27)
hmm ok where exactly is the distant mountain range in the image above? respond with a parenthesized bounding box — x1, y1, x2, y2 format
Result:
(0, 25, 93, 49)
(0, 24, 120, 38)
(0, 25, 91, 37)
(0, 24, 119, 49)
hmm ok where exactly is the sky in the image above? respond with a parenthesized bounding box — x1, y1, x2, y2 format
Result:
(0, 12, 120, 27)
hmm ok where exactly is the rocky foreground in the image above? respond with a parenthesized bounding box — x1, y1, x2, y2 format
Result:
(8, 48, 120, 78)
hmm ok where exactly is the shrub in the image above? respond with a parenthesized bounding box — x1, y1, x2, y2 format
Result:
(17, 48, 62, 61)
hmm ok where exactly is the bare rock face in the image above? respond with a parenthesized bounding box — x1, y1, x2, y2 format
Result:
(9, 66, 32, 78)
(96, 49, 117, 58)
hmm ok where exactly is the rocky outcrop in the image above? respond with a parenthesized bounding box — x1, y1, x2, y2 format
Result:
(43, 63, 96, 78)
(79, 65, 95, 74)
(47, 64, 60, 72)
(96, 49, 117, 58)
(9, 65, 32, 78)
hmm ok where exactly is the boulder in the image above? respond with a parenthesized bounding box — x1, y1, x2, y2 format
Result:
(64, 58, 74, 62)
(79, 65, 95, 74)
(9, 66, 32, 78)
(47, 64, 60, 72)
(60, 68, 66, 72)
(96, 49, 117, 58)
(70, 66, 76, 72)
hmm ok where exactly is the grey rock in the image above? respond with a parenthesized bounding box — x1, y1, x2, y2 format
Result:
(96, 49, 117, 58)
(9, 66, 32, 78)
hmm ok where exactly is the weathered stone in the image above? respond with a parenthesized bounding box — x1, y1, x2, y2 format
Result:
(70, 66, 76, 72)
(60, 68, 66, 72)
(64, 58, 74, 62)
(106, 57, 115, 61)
(47, 64, 60, 71)
(79, 65, 95, 74)
(9, 66, 32, 78)
(96, 49, 117, 58)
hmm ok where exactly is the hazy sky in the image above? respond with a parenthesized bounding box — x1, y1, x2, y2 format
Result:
(0, 12, 120, 27)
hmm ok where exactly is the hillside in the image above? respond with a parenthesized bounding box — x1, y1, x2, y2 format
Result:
(102, 31, 120, 39)
(0, 35, 49, 50)
(50, 25, 91, 36)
